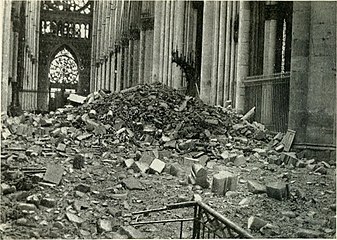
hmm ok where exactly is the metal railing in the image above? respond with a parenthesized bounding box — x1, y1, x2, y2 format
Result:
(243, 72, 290, 133)
(130, 201, 253, 239)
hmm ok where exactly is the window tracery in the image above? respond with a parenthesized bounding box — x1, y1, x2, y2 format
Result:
(42, 0, 91, 15)
(49, 48, 79, 85)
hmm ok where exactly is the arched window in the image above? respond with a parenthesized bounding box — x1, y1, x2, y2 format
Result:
(49, 48, 79, 85)
(75, 23, 80, 38)
(68, 23, 74, 38)
(80, 23, 86, 38)
(57, 21, 63, 36)
(85, 24, 90, 39)
(41, 20, 45, 34)
(51, 21, 58, 35)
(45, 21, 51, 34)
(64, 22, 69, 36)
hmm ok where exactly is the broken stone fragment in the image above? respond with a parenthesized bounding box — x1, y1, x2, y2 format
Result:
(296, 229, 322, 238)
(74, 184, 91, 193)
(17, 202, 37, 212)
(233, 155, 246, 166)
(266, 182, 290, 201)
(248, 216, 268, 231)
(177, 195, 190, 203)
(314, 166, 327, 175)
(122, 177, 144, 190)
(72, 154, 85, 169)
(247, 180, 266, 194)
(119, 225, 145, 239)
(40, 198, 56, 208)
(181, 157, 199, 167)
(281, 211, 296, 218)
(124, 158, 134, 169)
(66, 212, 84, 224)
(239, 197, 250, 206)
(26, 194, 41, 206)
(1, 183, 16, 195)
(97, 219, 112, 233)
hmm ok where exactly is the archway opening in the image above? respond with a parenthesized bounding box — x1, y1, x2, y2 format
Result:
(48, 47, 79, 110)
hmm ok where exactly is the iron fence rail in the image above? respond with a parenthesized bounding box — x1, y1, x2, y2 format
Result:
(130, 201, 253, 239)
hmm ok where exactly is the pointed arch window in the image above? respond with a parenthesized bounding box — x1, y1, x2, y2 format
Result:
(49, 48, 79, 85)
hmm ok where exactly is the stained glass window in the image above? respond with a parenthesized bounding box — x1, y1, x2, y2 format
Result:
(42, 0, 91, 14)
(49, 48, 79, 85)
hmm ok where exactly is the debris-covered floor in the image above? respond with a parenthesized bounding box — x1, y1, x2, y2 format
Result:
(1, 83, 336, 239)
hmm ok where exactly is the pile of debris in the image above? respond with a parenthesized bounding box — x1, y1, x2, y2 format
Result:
(1, 83, 335, 239)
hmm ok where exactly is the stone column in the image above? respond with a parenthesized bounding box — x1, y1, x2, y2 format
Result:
(162, 1, 171, 85)
(224, 2, 232, 101)
(211, 1, 220, 105)
(138, 30, 146, 84)
(261, 1, 277, 126)
(235, 1, 250, 113)
(1, 0, 12, 113)
(144, 29, 154, 83)
(152, 1, 162, 83)
(200, 1, 214, 104)
(158, 1, 166, 84)
(217, 1, 227, 106)
(172, 0, 184, 89)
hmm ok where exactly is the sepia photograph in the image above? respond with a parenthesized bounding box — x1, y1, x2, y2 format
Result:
(0, 0, 336, 239)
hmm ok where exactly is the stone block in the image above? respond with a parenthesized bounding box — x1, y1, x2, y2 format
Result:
(56, 143, 66, 152)
(212, 171, 238, 195)
(139, 151, 156, 166)
(131, 161, 149, 174)
(190, 164, 209, 188)
(170, 163, 184, 177)
(68, 94, 86, 104)
(247, 180, 266, 194)
(266, 182, 290, 201)
(43, 164, 64, 185)
(149, 159, 166, 174)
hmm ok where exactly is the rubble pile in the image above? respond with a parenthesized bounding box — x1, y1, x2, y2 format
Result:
(1, 83, 336, 239)
(32, 83, 269, 145)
